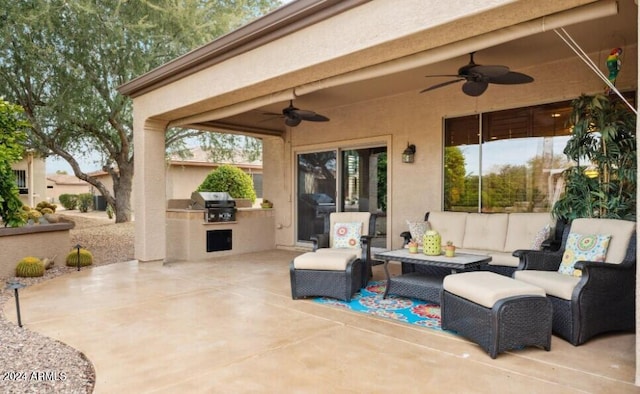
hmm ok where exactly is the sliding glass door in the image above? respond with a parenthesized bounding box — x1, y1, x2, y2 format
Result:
(297, 151, 337, 242)
(297, 146, 387, 247)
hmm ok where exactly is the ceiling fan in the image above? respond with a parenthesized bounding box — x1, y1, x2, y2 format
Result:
(420, 52, 534, 97)
(264, 100, 330, 127)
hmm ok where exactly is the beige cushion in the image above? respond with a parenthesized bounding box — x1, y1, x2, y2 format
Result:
(513, 270, 581, 300)
(486, 251, 520, 268)
(427, 212, 467, 248)
(293, 251, 357, 271)
(569, 218, 635, 264)
(461, 213, 509, 252)
(328, 212, 371, 247)
(453, 248, 518, 268)
(503, 213, 554, 252)
(443, 271, 546, 308)
(315, 247, 362, 259)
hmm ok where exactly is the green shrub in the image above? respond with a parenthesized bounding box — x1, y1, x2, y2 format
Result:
(0, 100, 29, 228)
(59, 194, 78, 210)
(16, 256, 45, 277)
(197, 164, 257, 202)
(66, 248, 93, 267)
(77, 193, 93, 213)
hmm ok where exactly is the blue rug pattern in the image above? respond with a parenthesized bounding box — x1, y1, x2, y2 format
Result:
(313, 281, 442, 330)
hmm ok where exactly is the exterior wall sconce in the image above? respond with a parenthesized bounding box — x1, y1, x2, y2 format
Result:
(402, 144, 416, 163)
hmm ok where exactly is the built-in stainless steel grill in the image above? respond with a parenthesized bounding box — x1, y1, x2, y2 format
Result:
(191, 192, 237, 222)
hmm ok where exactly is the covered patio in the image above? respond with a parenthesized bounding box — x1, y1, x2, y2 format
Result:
(3, 251, 637, 392)
(117, 0, 640, 386)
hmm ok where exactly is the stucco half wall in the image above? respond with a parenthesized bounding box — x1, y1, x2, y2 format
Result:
(0, 223, 74, 278)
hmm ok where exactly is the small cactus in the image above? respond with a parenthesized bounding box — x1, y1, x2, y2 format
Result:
(40, 207, 54, 215)
(66, 248, 94, 267)
(36, 201, 57, 213)
(16, 256, 45, 277)
(27, 209, 42, 221)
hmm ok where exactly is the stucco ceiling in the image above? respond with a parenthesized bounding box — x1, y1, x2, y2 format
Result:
(194, 0, 637, 136)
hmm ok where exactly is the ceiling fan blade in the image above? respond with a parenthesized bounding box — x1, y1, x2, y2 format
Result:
(304, 114, 330, 122)
(293, 109, 330, 122)
(462, 81, 488, 96)
(420, 79, 464, 93)
(423, 74, 462, 78)
(467, 65, 510, 78)
(489, 71, 534, 84)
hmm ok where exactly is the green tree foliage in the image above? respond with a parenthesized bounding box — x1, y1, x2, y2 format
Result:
(0, 100, 29, 227)
(376, 152, 387, 212)
(443, 146, 466, 210)
(553, 94, 636, 221)
(197, 165, 257, 202)
(0, 0, 279, 223)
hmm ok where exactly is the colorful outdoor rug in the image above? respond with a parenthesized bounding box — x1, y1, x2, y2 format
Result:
(313, 280, 442, 330)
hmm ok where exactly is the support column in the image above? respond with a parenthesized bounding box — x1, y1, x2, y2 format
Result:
(134, 117, 168, 263)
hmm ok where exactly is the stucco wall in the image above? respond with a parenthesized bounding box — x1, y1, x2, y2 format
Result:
(165, 208, 275, 262)
(0, 223, 73, 279)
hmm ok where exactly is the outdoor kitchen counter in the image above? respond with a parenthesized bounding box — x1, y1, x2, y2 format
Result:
(165, 208, 275, 262)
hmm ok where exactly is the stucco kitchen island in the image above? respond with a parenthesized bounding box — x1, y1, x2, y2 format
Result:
(165, 207, 275, 262)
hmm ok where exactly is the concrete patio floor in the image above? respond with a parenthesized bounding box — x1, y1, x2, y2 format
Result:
(3, 249, 638, 393)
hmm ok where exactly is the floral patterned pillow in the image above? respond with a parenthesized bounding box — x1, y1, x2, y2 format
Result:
(558, 233, 611, 277)
(332, 222, 362, 249)
(530, 224, 551, 250)
(407, 221, 430, 246)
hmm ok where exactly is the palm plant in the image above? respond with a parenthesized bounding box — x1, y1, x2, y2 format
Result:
(552, 94, 636, 221)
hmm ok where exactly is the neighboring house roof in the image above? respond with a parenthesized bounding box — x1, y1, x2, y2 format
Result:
(46, 174, 90, 186)
(65, 147, 262, 180)
(167, 147, 262, 170)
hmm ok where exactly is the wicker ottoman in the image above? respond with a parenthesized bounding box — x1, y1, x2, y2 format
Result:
(290, 252, 361, 302)
(441, 271, 552, 358)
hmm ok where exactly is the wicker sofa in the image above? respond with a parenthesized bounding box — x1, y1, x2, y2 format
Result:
(401, 211, 560, 277)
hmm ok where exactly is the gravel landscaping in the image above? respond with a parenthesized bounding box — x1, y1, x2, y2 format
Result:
(0, 213, 134, 393)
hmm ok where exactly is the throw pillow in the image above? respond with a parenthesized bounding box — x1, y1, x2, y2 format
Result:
(558, 233, 611, 277)
(530, 224, 551, 250)
(332, 222, 362, 249)
(407, 221, 430, 246)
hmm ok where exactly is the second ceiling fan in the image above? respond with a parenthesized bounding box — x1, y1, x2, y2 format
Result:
(265, 100, 330, 127)
(420, 52, 534, 97)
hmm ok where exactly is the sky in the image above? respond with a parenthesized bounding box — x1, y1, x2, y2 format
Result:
(46, 154, 101, 175)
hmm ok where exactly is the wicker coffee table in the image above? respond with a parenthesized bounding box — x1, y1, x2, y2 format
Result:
(374, 249, 491, 304)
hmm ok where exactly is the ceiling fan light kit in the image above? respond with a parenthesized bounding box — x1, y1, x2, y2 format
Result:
(421, 52, 534, 97)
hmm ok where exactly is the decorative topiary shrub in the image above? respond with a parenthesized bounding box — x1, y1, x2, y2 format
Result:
(197, 164, 257, 202)
(59, 194, 78, 210)
(16, 256, 45, 277)
(66, 248, 94, 267)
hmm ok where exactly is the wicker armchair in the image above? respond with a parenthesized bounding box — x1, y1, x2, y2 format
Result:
(310, 212, 376, 287)
(514, 218, 636, 346)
